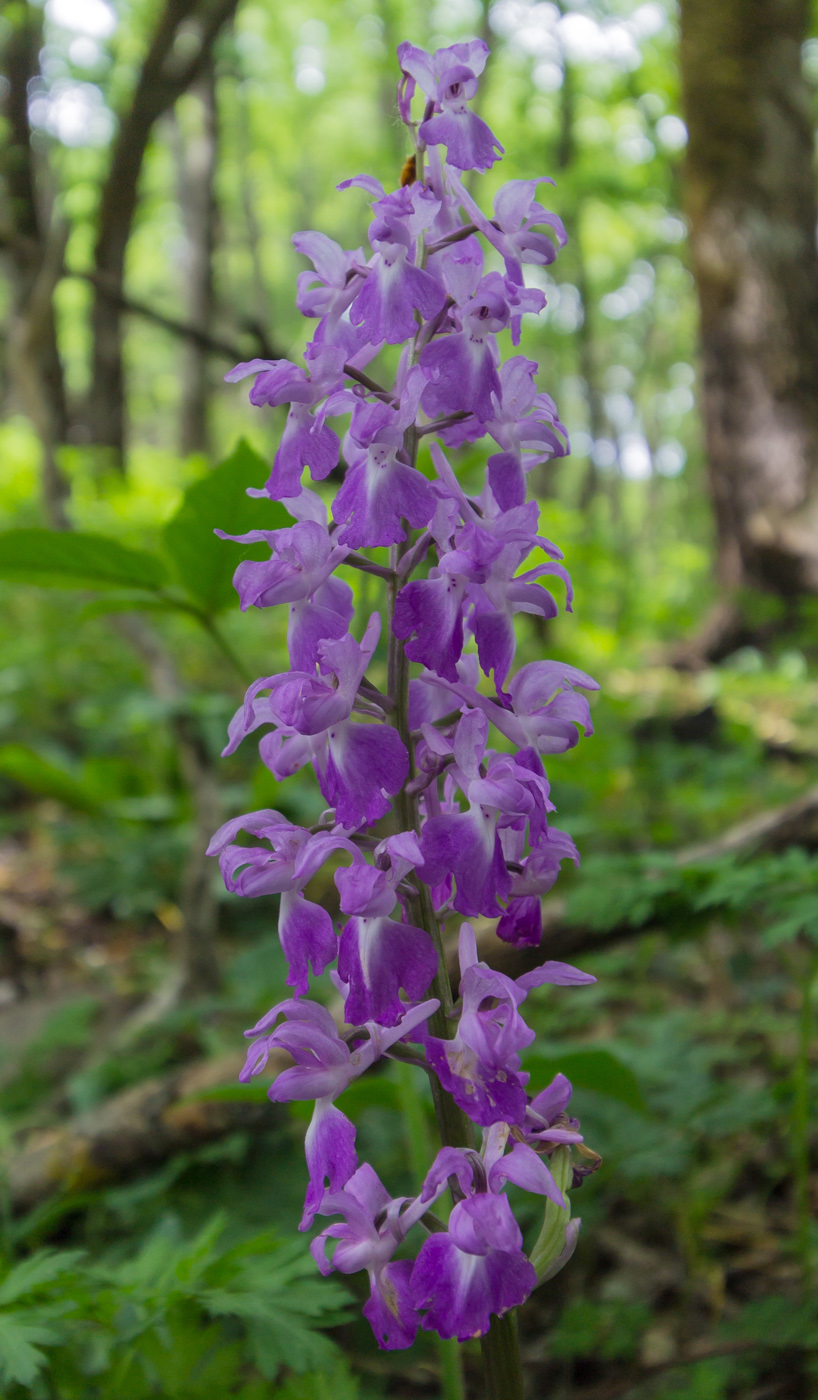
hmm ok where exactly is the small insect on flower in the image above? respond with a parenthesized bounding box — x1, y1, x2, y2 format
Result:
(400, 154, 416, 186)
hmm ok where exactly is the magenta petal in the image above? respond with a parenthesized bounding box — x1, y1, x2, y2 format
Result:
(517, 960, 597, 989)
(419, 108, 503, 173)
(496, 896, 542, 948)
(279, 890, 337, 996)
(322, 721, 409, 829)
(338, 916, 438, 1026)
(363, 1260, 419, 1350)
(333, 458, 437, 549)
(301, 1099, 358, 1229)
(393, 574, 465, 681)
(411, 1233, 536, 1341)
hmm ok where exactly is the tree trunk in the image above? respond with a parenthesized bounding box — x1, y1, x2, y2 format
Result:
(171, 62, 219, 457)
(0, 0, 71, 528)
(87, 0, 238, 467)
(679, 0, 818, 603)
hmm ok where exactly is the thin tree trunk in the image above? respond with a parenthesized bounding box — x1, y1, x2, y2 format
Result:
(0, 0, 71, 528)
(679, 0, 818, 608)
(87, 0, 238, 467)
(171, 61, 219, 457)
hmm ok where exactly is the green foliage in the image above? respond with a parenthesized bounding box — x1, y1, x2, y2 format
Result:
(524, 1048, 647, 1113)
(0, 1220, 352, 1397)
(0, 531, 168, 592)
(163, 440, 288, 615)
(548, 1299, 652, 1360)
(0, 744, 104, 813)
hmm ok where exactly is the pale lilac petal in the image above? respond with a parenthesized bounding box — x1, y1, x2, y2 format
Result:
(516, 960, 597, 990)
(322, 721, 409, 829)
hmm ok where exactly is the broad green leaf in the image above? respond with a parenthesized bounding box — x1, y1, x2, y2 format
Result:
(524, 1049, 647, 1114)
(0, 529, 167, 591)
(163, 439, 289, 615)
(0, 745, 103, 813)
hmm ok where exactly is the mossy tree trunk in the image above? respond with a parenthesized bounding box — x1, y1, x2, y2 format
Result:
(679, 0, 818, 621)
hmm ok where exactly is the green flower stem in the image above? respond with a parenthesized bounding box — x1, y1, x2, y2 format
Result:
(793, 946, 818, 1289)
(480, 1311, 525, 1400)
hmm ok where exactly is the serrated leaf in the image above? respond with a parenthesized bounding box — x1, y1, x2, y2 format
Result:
(0, 529, 167, 591)
(0, 1312, 62, 1385)
(163, 439, 289, 615)
(524, 1048, 647, 1114)
(0, 745, 103, 814)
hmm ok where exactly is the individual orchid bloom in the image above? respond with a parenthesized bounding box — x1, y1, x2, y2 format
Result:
(428, 657, 599, 756)
(452, 171, 567, 286)
(215, 519, 353, 671)
(292, 230, 365, 324)
(225, 358, 341, 498)
(333, 369, 437, 548)
(410, 1121, 565, 1341)
(243, 998, 438, 1229)
(250, 616, 383, 737)
(417, 710, 515, 917)
(312, 1163, 429, 1349)
(397, 40, 503, 173)
(258, 714, 411, 832)
(420, 273, 510, 423)
(348, 185, 447, 346)
(333, 832, 438, 1026)
(524, 1073, 585, 1153)
(207, 812, 359, 996)
(423, 922, 595, 1126)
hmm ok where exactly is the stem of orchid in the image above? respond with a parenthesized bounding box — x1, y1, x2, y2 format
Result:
(481, 1312, 525, 1400)
(793, 946, 818, 1290)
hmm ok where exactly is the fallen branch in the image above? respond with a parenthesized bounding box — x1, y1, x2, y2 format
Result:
(6, 1049, 284, 1214)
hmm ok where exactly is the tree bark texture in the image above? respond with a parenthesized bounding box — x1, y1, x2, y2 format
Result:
(679, 0, 818, 597)
(171, 62, 220, 456)
(0, 0, 71, 528)
(88, 0, 238, 464)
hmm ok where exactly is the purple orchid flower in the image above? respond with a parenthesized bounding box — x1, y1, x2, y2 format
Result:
(215, 519, 353, 671)
(225, 358, 342, 499)
(348, 184, 447, 345)
(452, 172, 567, 285)
(242, 997, 438, 1228)
(333, 367, 436, 548)
(420, 273, 509, 423)
(397, 40, 503, 173)
(410, 1120, 565, 1340)
(312, 1163, 428, 1348)
(207, 812, 360, 996)
(423, 922, 595, 1126)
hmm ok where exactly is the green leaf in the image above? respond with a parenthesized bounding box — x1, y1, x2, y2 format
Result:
(524, 1049, 647, 1114)
(0, 1312, 62, 1386)
(0, 745, 103, 813)
(0, 1250, 84, 1306)
(163, 439, 289, 615)
(0, 529, 167, 591)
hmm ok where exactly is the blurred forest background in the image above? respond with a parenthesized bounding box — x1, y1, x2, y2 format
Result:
(1, 0, 818, 1396)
